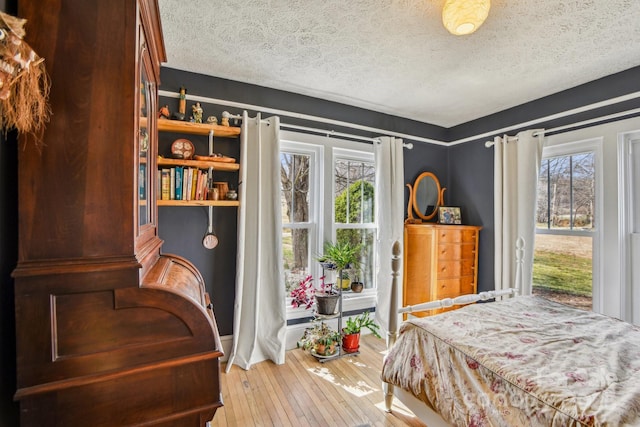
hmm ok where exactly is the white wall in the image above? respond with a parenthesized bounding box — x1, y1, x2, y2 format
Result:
(543, 116, 640, 320)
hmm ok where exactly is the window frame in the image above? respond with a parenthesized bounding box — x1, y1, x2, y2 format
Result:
(331, 147, 376, 291)
(280, 131, 377, 320)
(280, 139, 323, 320)
(536, 138, 603, 312)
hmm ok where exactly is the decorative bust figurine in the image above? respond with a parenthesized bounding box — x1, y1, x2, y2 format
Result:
(158, 104, 170, 119)
(191, 102, 203, 123)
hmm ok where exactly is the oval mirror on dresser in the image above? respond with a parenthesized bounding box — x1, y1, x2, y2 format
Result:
(406, 171, 446, 223)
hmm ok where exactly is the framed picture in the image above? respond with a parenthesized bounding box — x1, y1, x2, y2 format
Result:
(439, 206, 462, 225)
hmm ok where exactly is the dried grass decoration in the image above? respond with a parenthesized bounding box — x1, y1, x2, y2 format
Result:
(0, 11, 50, 137)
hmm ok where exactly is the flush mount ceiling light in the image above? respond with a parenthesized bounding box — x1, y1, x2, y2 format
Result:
(442, 0, 491, 36)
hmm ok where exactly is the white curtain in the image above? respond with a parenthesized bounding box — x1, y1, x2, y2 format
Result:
(374, 136, 405, 333)
(226, 112, 286, 372)
(493, 129, 545, 294)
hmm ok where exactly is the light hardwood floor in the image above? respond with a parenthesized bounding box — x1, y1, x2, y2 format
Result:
(212, 334, 427, 427)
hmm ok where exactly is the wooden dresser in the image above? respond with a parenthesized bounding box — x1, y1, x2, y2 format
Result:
(403, 224, 482, 318)
(13, 1, 223, 425)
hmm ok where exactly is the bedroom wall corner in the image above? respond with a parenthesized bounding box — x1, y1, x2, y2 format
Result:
(447, 140, 495, 293)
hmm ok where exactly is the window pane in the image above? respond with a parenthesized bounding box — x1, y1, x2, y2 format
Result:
(283, 227, 310, 293)
(280, 152, 310, 225)
(533, 234, 592, 310)
(536, 159, 550, 227)
(334, 159, 375, 224)
(548, 156, 572, 229)
(571, 153, 595, 230)
(336, 228, 376, 289)
(537, 153, 595, 230)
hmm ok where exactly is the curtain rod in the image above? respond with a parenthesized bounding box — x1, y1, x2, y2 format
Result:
(276, 122, 414, 149)
(223, 113, 413, 149)
(220, 111, 413, 148)
(483, 107, 640, 147)
(159, 90, 444, 146)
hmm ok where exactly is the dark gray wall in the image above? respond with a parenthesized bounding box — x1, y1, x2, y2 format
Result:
(157, 124, 240, 335)
(447, 140, 495, 292)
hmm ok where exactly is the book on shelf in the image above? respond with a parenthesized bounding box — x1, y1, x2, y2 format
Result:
(185, 167, 193, 201)
(157, 165, 216, 201)
(175, 166, 183, 201)
(138, 163, 146, 200)
(170, 168, 175, 200)
(190, 169, 198, 200)
(160, 168, 170, 200)
(196, 170, 208, 200)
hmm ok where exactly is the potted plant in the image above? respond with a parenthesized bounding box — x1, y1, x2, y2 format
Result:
(289, 275, 315, 310)
(314, 276, 339, 315)
(339, 270, 351, 290)
(297, 322, 340, 357)
(319, 240, 362, 272)
(349, 265, 365, 293)
(341, 311, 381, 353)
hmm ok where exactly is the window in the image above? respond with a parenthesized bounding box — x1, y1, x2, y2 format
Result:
(533, 140, 601, 311)
(280, 143, 321, 295)
(280, 133, 376, 320)
(333, 150, 376, 289)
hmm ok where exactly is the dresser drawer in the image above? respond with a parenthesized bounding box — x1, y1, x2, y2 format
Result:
(438, 243, 476, 260)
(435, 276, 476, 299)
(437, 228, 478, 243)
(437, 259, 476, 278)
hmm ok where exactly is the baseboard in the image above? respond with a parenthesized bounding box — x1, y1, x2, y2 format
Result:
(219, 335, 232, 362)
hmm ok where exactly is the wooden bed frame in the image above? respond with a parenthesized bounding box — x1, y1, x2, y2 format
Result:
(383, 241, 518, 425)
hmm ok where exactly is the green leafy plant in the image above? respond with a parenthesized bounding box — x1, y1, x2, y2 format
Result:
(317, 240, 362, 272)
(297, 322, 340, 356)
(342, 311, 381, 338)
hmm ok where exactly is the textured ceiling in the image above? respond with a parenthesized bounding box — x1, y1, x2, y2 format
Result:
(158, 0, 640, 128)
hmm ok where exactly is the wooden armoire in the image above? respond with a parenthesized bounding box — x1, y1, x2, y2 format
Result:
(13, 1, 223, 425)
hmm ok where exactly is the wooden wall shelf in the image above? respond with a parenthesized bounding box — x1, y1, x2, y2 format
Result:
(158, 200, 239, 207)
(158, 119, 241, 137)
(158, 156, 240, 172)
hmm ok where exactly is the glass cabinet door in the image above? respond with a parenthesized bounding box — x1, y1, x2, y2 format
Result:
(138, 65, 151, 228)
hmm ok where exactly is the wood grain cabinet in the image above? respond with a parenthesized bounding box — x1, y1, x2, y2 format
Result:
(403, 224, 482, 318)
(13, 1, 223, 425)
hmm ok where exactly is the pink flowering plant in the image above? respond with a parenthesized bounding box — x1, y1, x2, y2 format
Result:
(290, 275, 335, 310)
(290, 275, 316, 309)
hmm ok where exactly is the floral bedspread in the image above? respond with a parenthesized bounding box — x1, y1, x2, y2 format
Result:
(381, 296, 640, 426)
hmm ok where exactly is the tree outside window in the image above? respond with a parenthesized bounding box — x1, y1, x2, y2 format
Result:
(281, 152, 312, 292)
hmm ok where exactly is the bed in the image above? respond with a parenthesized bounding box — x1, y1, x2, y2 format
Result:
(381, 242, 640, 426)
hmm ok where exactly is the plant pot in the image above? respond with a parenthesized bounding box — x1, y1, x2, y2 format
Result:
(340, 278, 350, 290)
(315, 293, 339, 315)
(314, 342, 337, 357)
(319, 261, 337, 270)
(342, 332, 360, 353)
(350, 281, 364, 293)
